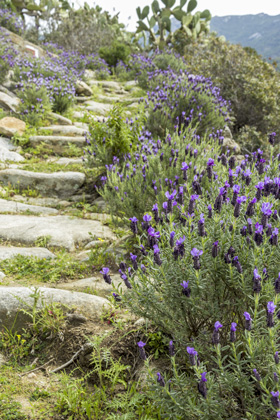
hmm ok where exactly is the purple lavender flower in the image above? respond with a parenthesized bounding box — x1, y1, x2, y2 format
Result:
(153, 244, 162, 266)
(181, 162, 189, 180)
(207, 158, 215, 179)
(271, 391, 280, 408)
(207, 204, 212, 218)
(181, 280, 191, 297)
(244, 312, 252, 331)
(137, 341, 147, 360)
(253, 368, 261, 381)
(188, 194, 199, 214)
(198, 214, 206, 237)
(187, 346, 197, 366)
(270, 228, 279, 246)
(234, 196, 247, 218)
(130, 253, 138, 270)
(169, 340, 175, 357)
(212, 321, 223, 345)
(198, 372, 207, 398)
(275, 274, 280, 294)
(275, 351, 279, 364)
(156, 372, 165, 387)
(230, 322, 237, 342)
(254, 223, 264, 246)
(100, 267, 112, 284)
(246, 198, 257, 217)
(255, 181, 264, 201)
(129, 216, 138, 235)
(233, 256, 243, 273)
(169, 231, 175, 247)
(152, 203, 159, 223)
(274, 372, 279, 383)
(212, 241, 219, 258)
(191, 248, 203, 270)
(269, 132, 276, 146)
(142, 214, 152, 231)
(121, 273, 132, 289)
(267, 301, 276, 328)
(253, 268, 262, 294)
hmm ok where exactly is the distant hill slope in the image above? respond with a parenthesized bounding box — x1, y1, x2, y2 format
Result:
(210, 14, 280, 60)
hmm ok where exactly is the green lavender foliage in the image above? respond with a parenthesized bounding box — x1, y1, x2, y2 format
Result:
(145, 321, 279, 419)
(85, 103, 146, 168)
(17, 85, 51, 126)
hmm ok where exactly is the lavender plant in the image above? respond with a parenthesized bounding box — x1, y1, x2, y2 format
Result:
(102, 133, 280, 417)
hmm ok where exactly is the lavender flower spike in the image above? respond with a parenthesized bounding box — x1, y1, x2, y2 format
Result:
(198, 372, 207, 398)
(100, 267, 112, 285)
(267, 301, 276, 328)
(271, 391, 280, 408)
(230, 322, 237, 342)
(156, 372, 165, 387)
(187, 346, 197, 366)
(137, 341, 147, 360)
(244, 312, 252, 331)
(212, 321, 223, 345)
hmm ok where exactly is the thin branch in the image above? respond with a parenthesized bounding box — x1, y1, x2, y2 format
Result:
(19, 358, 54, 377)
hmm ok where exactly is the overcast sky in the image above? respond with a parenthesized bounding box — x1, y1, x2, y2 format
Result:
(80, 0, 280, 30)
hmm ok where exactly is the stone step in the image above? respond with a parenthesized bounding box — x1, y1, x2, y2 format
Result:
(0, 169, 85, 198)
(0, 136, 17, 151)
(0, 198, 58, 215)
(39, 125, 86, 137)
(84, 100, 112, 116)
(29, 135, 85, 153)
(0, 287, 110, 330)
(58, 273, 121, 297)
(47, 112, 73, 126)
(0, 214, 116, 251)
(0, 246, 55, 261)
(0, 147, 24, 162)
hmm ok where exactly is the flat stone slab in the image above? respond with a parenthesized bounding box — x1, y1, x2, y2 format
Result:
(29, 135, 85, 153)
(85, 101, 112, 116)
(0, 146, 24, 162)
(0, 198, 58, 215)
(0, 246, 55, 261)
(0, 214, 116, 250)
(0, 136, 17, 151)
(90, 80, 122, 90)
(0, 169, 85, 198)
(39, 125, 86, 137)
(0, 286, 110, 330)
(0, 91, 20, 113)
(58, 274, 122, 296)
(47, 112, 72, 126)
(55, 157, 83, 165)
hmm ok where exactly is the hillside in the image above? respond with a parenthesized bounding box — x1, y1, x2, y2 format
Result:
(210, 13, 280, 60)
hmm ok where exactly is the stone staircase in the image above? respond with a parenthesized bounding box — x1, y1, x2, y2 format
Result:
(0, 76, 140, 329)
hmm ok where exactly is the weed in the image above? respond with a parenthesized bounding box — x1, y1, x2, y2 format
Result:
(0, 394, 27, 420)
(0, 251, 91, 284)
(34, 236, 51, 248)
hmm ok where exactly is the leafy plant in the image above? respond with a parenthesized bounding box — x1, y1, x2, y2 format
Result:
(99, 41, 131, 68)
(136, 0, 211, 50)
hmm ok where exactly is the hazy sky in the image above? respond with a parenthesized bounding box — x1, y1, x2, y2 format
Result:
(82, 0, 280, 30)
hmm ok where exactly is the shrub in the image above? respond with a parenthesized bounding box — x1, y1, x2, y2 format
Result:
(0, 27, 18, 84)
(0, 7, 24, 34)
(17, 85, 51, 126)
(85, 103, 145, 168)
(105, 130, 280, 418)
(99, 41, 131, 68)
(96, 68, 230, 221)
(184, 33, 280, 152)
(45, 5, 128, 55)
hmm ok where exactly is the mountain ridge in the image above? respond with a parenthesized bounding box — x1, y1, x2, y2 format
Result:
(210, 13, 280, 60)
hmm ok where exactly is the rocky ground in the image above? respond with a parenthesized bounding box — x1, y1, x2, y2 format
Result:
(0, 73, 151, 419)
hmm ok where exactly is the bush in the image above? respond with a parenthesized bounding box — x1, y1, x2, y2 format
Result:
(96, 66, 230, 221)
(85, 103, 145, 168)
(17, 85, 51, 126)
(99, 41, 131, 68)
(45, 5, 128, 55)
(184, 34, 280, 151)
(0, 7, 24, 34)
(107, 129, 280, 418)
(0, 27, 18, 84)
